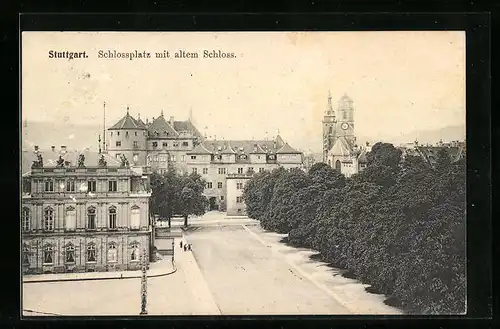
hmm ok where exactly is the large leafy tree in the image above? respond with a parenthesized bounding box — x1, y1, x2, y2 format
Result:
(149, 169, 208, 228)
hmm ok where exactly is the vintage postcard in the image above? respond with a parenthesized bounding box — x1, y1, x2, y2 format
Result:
(21, 31, 466, 316)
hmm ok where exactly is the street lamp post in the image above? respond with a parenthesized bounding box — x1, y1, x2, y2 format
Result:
(139, 248, 148, 315)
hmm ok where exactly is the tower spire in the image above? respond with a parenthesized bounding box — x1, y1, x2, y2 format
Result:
(327, 90, 333, 114)
(103, 102, 106, 152)
(126, 105, 130, 115)
(160, 110, 164, 117)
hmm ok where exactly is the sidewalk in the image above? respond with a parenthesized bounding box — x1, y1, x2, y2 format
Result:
(174, 237, 221, 315)
(23, 259, 176, 284)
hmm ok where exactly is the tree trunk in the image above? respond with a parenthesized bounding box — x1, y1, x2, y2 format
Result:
(184, 215, 188, 227)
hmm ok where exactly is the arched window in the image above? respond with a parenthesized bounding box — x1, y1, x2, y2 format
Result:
(87, 243, 96, 263)
(335, 160, 341, 171)
(328, 159, 331, 167)
(108, 243, 117, 263)
(343, 111, 347, 120)
(130, 206, 140, 230)
(22, 207, 30, 232)
(109, 207, 117, 229)
(22, 243, 30, 265)
(44, 207, 54, 231)
(130, 242, 140, 261)
(65, 206, 76, 231)
(87, 207, 96, 230)
(65, 243, 75, 263)
(43, 244, 53, 264)
(329, 126, 333, 134)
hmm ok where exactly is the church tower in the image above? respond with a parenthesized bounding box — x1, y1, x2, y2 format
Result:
(322, 90, 337, 162)
(335, 94, 355, 145)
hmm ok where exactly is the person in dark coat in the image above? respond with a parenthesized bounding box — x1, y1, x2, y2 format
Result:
(188, 244, 192, 251)
(180, 240, 183, 249)
(183, 244, 187, 252)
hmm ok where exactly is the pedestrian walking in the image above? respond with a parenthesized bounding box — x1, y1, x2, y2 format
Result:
(183, 244, 187, 252)
(180, 240, 183, 249)
(188, 244, 192, 251)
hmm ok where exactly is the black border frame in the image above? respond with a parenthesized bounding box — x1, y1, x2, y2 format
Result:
(5, 9, 492, 329)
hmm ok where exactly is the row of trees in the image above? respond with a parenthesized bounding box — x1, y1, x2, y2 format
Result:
(242, 142, 466, 314)
(149, 164, 208, 227)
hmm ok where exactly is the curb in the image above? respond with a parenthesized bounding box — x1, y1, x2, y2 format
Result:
(23, 261, 177, 284)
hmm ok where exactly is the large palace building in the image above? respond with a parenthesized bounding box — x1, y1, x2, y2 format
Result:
(21, 147, 151, 274)
(106, 107, 305, 215)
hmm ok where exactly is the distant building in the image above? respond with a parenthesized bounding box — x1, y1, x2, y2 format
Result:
(106, 107, 204, 174)
(21, 146, 151, 275)
(185, 136, 304, 214)
(399, 140, 466, 167)
(323, 92, 368, 177)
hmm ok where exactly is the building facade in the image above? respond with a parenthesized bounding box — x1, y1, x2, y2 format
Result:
(185, 136, 304, 213)
(21, 148, 152, 275)
(106, 108, 204, 174)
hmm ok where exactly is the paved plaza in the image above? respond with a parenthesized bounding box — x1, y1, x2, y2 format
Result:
(23, 212, 401, 316)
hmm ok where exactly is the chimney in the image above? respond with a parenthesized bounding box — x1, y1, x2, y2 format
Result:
(34, 145, 39, 152)
(61, 145, 67, 153)
(169, 116, 174, 125)
(51, 145, 56, 152)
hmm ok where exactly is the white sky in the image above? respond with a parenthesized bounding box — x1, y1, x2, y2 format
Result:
(22, 31, 465, 151)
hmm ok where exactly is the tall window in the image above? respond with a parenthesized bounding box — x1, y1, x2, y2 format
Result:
(171, 155, 176, 162)
(44, 207, 54, 231)
(22, 208, 30, 232)
(116, 141, 121, 147)
(108, 243, 117, 263)
(88, 181, 96, 192)
(206, 182, 213, 189)
(43, 244, 53, 264)
(108, 180, 117, 192)
(182, 141, 189, 147)
(87, 244, 96, 262)
(236, 196, 243, 203)
(131, 206, 140, 230)
(258, 168, 265, 173)
(335, 160, 341, 171)
(133, 141, 138, 148)
(192, 168, 198, 174)
(162, 142, 168, 147)
(218, 182, 223, 189)
(22, 244, 30, 266)
(65, 244, 75, 263)
(343, 111, 347, 120)
(152, 142, 158, 148)
(66, 180, 75, 192)
(44, 180, 54, 192)
(109, 207, 117, 229)
(236, 182, 244, 190)
(65, 206, 76, 231)
(133, 154, 139, 162)
(130, 243, 139, 261)
(191, 155, 196, 160)
(237, 168, 244, 174)
(202, 168, 208, 175)
(87, 207, 96, 230)
(218, 168, 226, 174)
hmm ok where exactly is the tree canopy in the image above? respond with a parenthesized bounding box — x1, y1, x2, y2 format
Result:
(149, 169, 208, 227)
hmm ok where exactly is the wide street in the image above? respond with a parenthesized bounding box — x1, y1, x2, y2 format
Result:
(23, 212, 401, 316)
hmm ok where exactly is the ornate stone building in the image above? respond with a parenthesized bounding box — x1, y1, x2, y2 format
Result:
(185, 136, 304, 214)
(21, 147, 151, 274)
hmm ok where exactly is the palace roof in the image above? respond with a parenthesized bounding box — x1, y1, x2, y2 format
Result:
(21, 149, 121, 175)
(187, 136, 301, 156)
(147, 115, 179, 138)
(108, 109, 146, 130)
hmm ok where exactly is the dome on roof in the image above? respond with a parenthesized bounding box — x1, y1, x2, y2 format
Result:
(338, 94, 353, 110)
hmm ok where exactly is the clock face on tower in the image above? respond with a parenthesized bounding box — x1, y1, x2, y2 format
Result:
(341, 122, 349, 130)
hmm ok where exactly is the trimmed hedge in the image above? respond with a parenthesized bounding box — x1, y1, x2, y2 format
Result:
(242, 143, 465, 314)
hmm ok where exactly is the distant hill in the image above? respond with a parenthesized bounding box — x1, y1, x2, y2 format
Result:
(22, 121, 102, 151)
(375, 125, 466, 145)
